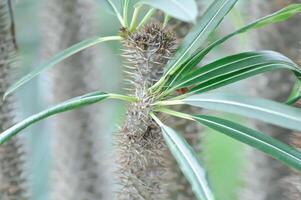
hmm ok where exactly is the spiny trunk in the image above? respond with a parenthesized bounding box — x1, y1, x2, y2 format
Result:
(0, 1, 28, 199)
(240, 1, 301, 199)
(40, 0, 113, 199)
(115, 24, 176, 200)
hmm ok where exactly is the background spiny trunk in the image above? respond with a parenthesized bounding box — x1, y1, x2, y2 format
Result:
(241, 0, 301, 199)
(0, 1, 28, 199)
(115, 24, 175, 200)
(40, 0, 113, 199)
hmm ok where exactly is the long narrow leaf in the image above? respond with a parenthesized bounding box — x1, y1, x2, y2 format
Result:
(96, 0, 124, 25)
(166, 4, 301, 84)
(192, 115, 301, 171)
(136, 0, 198, 22)
(158, 108, 301, 171)
(165, 51, 301, 95)
(0, 92, 109, 145)
(179, 93, 301, 132)
(287, 79, 301, 105)
(152, 0, 238, 90)
(151, 114, 214, 200)
(4, 36, 121, 98)
(123, 0, 130, 27)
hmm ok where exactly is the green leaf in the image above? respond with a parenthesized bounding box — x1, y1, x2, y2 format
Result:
(192, 115, 301, 171)
(136, 0, 198, 22)
(180, 93, 301, 132)
(157, 108, 301, 171)
(0, 92, 109, 145)
(96, 0, 125, 26)
(287, 79, 301, 105)
(251, 4, 301, 28)
(177, 4, 301, 78)
(151, 0, 238, 91)
(166, 51, 301, 95)
(4, 36, 121, 99)
(151, 113, 215, 200)
(123, 0, 130, 27)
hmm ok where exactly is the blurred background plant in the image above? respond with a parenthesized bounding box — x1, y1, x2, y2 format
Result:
(0, 0, 299, 200)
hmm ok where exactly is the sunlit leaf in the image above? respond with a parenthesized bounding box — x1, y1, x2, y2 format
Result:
(0, 92, 109, 145)
(165, 51, 301, 95)
(251, 4, 301, 28)
(151, 0, 238, 91)
(151, 114, 215, 200)
(192, 115, 301, 171)
(123, 0, 130, 27)
(95, 0, 124, 25)
(4, 36, 121, 99)
(158, 107, 301, 174)
(180, 93, 301, 132)
(136, 0, 198, 22)
(287, 79, 301, 105)
(165, 4, 301, 85)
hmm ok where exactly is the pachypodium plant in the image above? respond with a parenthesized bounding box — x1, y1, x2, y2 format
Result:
(1, 0, 301, 199)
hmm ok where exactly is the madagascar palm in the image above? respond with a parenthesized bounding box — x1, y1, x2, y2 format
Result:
(1, 1, 301, 200)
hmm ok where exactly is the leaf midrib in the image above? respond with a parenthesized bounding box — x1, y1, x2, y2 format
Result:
(162, 125, 213, 199)
(186, 98, 301, 123)
(194, 116, 301, 163)
(170, 0, 195, 21)
(189, 63, 292, 93)
(167, 0, 231, 75)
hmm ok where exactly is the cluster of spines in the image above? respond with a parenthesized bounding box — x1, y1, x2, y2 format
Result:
(116, 23, 176, 199)
(122, 23, 175, 94)
(0, 1, 28, 199)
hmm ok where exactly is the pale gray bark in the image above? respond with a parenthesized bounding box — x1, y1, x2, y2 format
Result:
(40, 0, 113, 199)
(0, 1, 28, 200)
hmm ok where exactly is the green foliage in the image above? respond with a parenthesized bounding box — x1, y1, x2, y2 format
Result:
(135, 0, 198, 22)
(154, 3, 301, 93)
(152, 0, 238, 91)
(158, 108, 301, 171)
(163, 51, 301, 96)
(202, 114, 245, 200)
(152, 113, 214, 200)
(4, 36, 122, 99)
(96, 0, 125, 25)
(181, 93, 301, 132)
(251, 4, 301, 29)
(158, 92, 301, 133)
(2, 1, 301, 199)
(287, 79, 301, 104)
(123, 0, 130, 27)
(192, 115, 301, 171)
(0, 92, 109, 145)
